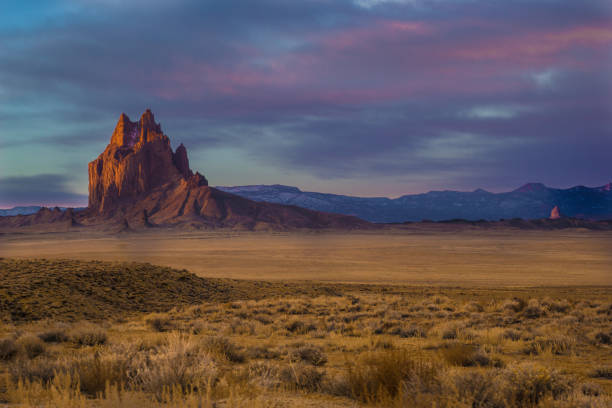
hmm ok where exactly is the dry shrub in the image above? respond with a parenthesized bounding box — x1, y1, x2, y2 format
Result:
(345, 349, 440, 403)
(501, 362, 573, 406)
(130, 334, 217, 396)
(145, 313, 173, 332)
(290, 345, 327, 366)
(16, 335, 45, 359)
(446, 369, 502, 407)
(464, 302, 484, 313)
(69, 324, 108, 346)
(279, 363, 324, 392)
(372, 338, 395, 350)
(503, 329, 522, 341)
(524, 299, 544, 319)
(524, 335, 574, 355)
(400, 326, 427, 338)
(285, 320, 315, 335)
(247, 345, 280, 360)
(503, 298, 527, 313)
(440, 343, 492, 367)
(247, 361, 280, 388)
(37, 326, 69, 343)
(0, 337, 18, 361)
(73, 351, 129, 395)
(547, 299, 571, 313)
(203, 336, 245, 363)
(8, 355, 67, 383)
(441, 327, 458, 340)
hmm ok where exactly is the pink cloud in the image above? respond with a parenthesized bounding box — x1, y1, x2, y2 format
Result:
(453, 24, 612, 61)
(149, 19, 611, 111)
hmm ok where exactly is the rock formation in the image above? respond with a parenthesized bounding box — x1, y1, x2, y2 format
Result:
(82, 110, 368, 230)
(88, 109, 207, 213)
(549, 205, 561, 220)
(0, 110, 368, 231)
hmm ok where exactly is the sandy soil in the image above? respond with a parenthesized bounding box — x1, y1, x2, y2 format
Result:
(1, 229, 610, 286)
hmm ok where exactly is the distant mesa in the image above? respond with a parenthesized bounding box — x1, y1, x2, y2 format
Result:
(513, 182, 548, 193)
(549, 206, 561, 220)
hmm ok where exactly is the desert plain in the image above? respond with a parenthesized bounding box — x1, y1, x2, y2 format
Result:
(1, 227, 611, 407)
(1, 227, 610, 286)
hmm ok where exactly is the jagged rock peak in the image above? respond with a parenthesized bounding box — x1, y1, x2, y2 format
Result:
(88, 109, 207, 213)
(173, 143, 193, 179)
(110, 109, 165, 147)
(189, 171, 208, 187)
(550, 205, 561, 220)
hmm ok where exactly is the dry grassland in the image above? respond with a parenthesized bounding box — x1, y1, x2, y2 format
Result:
(0, 258, 611, 407)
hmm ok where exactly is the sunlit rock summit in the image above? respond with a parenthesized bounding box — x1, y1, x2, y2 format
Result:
(88, 109, 207, 213)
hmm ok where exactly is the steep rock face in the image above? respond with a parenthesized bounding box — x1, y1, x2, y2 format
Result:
(172, 143, 193, 180)
(88, 110, 202, 213)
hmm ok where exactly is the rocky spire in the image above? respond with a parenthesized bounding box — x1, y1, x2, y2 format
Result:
(173, 143, 193, 179)
(88, 110, 206, 213)
(139, 109, 163, 143)
(549, 205, 561, 220)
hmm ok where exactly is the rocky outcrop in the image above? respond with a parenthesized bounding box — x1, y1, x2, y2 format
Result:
(0, 110, 369, 231)
(88, 110, 203, 214)
(82, 110, 369, 230)
(172, 144, 193, 180)
(549, 206, 561, 220)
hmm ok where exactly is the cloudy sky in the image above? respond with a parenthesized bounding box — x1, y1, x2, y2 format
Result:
(1, 0, 611, 207)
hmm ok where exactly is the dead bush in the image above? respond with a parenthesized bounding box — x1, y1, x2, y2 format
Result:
(16, 335, 46, 359)
(37, 325, 70, 343)
(503, 298, 527, 313)
(247, 345, 281, 360)
(524, 299, 544, 319)
(501, 362, 573, 406)
(524, 335, 574, 355)
(69, 325, 108, 346)
(345, 349, 440, 403)
(73, 351, 128, 395)
(280, 364, 324, 391)
(145, 313, 174, 332)
(290, 346, 327, 366)
(440, 343, 493, 367)
(203, 336, 245, 363)
(503, 329, 522, 341)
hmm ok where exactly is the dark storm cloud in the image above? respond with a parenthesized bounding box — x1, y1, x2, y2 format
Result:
(1, 0, 611, 201)
(0, 174, 88, 207)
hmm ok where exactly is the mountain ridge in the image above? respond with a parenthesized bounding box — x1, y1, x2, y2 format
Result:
(217, 182, 612, 223)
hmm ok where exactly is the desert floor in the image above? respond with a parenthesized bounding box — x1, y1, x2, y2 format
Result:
(1, 228, 611, 286)
(1, 228, 611, 407)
